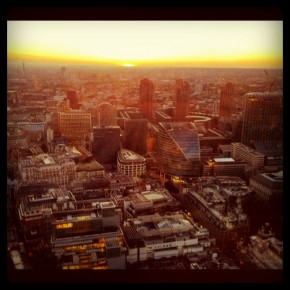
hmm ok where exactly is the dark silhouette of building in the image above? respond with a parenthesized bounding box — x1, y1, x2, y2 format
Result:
(241, 92, 282, 148)
(124, 119, 148, 155)
(219, 83, 234, 117)
(66, 90, 79, 109)
(92, 126, 121, 166)
(139, 78, 154, 120)
(174, 79, 189, 121)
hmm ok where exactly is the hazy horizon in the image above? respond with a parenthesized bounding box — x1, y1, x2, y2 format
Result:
(8, 21, 283, 69)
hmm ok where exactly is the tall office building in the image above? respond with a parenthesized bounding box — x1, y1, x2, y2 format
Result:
(241, 92, 283, 148)
(124, 119, 148, 155)
(158, 122, 201, 179)
(97, 102, 117, 126)
(219, 83, 234, 117)
(139, 78, 154, 120)
(92, 126, 121, 165)
(67, 90, 79, 109)
(174, 79, 189, 121)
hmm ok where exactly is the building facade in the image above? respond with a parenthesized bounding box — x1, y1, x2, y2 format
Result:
(117, 149, 146, 177)
(92, 126, 121, 166)
(139, 78, 154, 120)
(241, 92, 283, 147)
(158, 122, 201, 179)
(174, 79, 189, 121)
(231, 142, 265, 170)
(219, 83, 234, 117)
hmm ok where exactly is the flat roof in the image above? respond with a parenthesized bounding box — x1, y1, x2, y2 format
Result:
(213, 157, 235, 163)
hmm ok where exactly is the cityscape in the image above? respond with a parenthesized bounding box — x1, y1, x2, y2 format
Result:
(7, 20, 283, 282)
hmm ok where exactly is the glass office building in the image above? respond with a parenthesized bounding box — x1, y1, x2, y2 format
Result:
(158, 122, 201, 179)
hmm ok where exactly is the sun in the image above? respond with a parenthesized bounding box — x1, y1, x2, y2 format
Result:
(122, 63, 136, 67)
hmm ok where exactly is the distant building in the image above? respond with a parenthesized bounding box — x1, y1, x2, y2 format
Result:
(174, 79, 189, 121)
(97, 102, 117, 126)
(231, 142, 265, 170)
(249, 171, 283, 201)
(158, 122, 201, 179)
(92, 126, 121, 166)
(58, 111, 91, 144)
(124, 119, 148, 156)
(117, 149, 146, 177)
(219, 83, 234, 117)
(66, 90, 79, 109)
(241, 92, 282, 147)
(139, 78, 154, 120)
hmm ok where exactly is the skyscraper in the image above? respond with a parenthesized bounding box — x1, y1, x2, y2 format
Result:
(124, 119, 148, 155)
(241, 92, 283, 148)
(139, 78, 154, 120)
(174, 79, 189, 121)
(158, 122, 201, 179)
(219, 83, 234, 117)
(92, 126, 121, 166)
(67, 90, 79, 109)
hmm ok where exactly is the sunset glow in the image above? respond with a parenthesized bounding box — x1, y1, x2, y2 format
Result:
(7, 21, 283, 68)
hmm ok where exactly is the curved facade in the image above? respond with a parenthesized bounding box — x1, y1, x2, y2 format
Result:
(158, 122, 201, 178)
(117, 149, 146, 177)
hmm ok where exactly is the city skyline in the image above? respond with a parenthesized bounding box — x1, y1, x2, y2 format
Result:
(7, 21, 282, 69)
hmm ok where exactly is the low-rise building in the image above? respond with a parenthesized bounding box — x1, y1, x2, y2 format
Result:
(123, 212, 212, 264)
(117, 149, 146, 177)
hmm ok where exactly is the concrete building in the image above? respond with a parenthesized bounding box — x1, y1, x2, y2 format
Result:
(123, 212, 212, 264)
(158, 122, 200, 179)
(18, 153, 76, 187)
(92, 126, 121, 166)
(124, 188, 179, 217)
(66, 90, 79, 109)
(139, 78, 154, 120)
(16, 182, 126, 269)
(117, 149, 146, 177)
(7, 127, 29, 149)
(124, 119, 148, 156)
(180, 177, 251, 247)
(174, 79, 189, 121)
(18, 145, 104, 188)
(96, 102, 117, 126)
(237, 223, 283, 269)
(219, 83, 234, 117)
(231, 142, 265, 170)
(58, 111, 91, 144)
(202, 157, 246, 178)
(249, 171, 283, 201)
(241, 92, 282, 147)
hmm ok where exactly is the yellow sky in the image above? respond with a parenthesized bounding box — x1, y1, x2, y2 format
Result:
(7, 21, 283, 68)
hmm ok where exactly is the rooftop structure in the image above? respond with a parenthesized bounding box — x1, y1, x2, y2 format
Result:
(124, 188, 179, 217)
(123, 212, 211, 264)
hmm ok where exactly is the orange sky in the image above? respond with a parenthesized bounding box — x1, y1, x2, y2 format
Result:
(7, 21, 283, 68)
